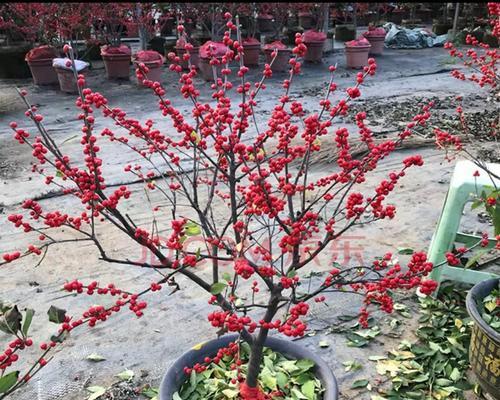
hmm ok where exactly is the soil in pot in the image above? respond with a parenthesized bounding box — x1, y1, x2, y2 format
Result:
(0, 43, 33, 79)
(160, 334, 338, 400)
(466, 278, 500, 400)
(25, 45, 59, 85)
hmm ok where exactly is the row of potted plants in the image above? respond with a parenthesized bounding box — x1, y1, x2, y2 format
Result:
(24, 26, 390, 90)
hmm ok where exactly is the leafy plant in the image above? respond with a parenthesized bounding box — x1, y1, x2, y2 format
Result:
(479, 286, 500, 333)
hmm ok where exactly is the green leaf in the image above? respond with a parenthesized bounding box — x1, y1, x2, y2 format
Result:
(116, 369, 134, 381)
(318, 340, 330, 348)
(301, 380, 315, 400)
(184, 221, 201, 236)
(464, 249, 489, 269)
(141, 387, 159, 399)
(0, 371, 19, 394)
(47, 305, 67, 324)
(261, 373, 277, 391)
(86, 353, 106, 362)
(296, 359, 315, 372)
(87, 386, 106, 400)
(222, 272, 232, 282)
(0, 306, 22, 335)
(449, 367, 461, 382)
(276, 371, 288, 389)
(172, 393, 182, 400)
(222, 388, 239, 398)
(397, 247, 414, 255)
(22, 309, 35, 337)
(351, 379, 369, 389)
(287, 269, 297, 278)
(210, 282, 227, 295)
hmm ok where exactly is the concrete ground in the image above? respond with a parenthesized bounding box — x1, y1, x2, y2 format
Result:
(0, 43, 497, 400)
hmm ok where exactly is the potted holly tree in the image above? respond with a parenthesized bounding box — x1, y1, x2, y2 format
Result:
(91, 2, 133, 80)
(1, 13, 440, 400)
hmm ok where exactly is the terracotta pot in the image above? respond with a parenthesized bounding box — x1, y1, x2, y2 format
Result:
(304, 40, 325, 62)
(134, 62, 163, 85)
(263, 48, 291, 72)
(198, 57, 224, 81)
(364, 35, 385, 55)
(159, 334, 339, 400)
(345, 45, 371, 69)
(242, 44, 261, 66)
(175, 46, 200, 70)
(54, 66, 88, 93)
(102, 53, 131, 79)
(27, 58, 59, 85)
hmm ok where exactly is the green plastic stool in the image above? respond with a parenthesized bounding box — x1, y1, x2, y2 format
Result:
(426, 160, 499, 293)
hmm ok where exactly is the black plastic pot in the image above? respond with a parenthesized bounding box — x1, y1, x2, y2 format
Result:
(159, 334, 338, 400)
(466, 278, 500, 400)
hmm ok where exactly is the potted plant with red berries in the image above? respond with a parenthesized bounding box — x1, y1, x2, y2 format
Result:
(174, 24, 201, 71)
(197, 39, 229, 81)
(363, 26, 387, 56)
(0, 3, 59, 81)
(133, 50, 165, 86)
(263, 40, 293, 72)
(344, 37, 372, 69)
(1, 12, 442, 400)
(91, 3, 133, 80)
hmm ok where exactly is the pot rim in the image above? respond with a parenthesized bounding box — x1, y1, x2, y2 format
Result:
(345, 45, 372, 51)
(101, 53, 132, 60)
(26, 57, 55, 65)
(466, 277, 500, 343)
(159, 333, 338, 400)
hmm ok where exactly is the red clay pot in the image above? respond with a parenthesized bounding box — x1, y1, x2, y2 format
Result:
(102, 53, 131, 80)
(364, 34, 386, 55)
(304, 40, 326, 62)
(345, 45, 371, 69)
(54, 67, 88, 93)
(198, 58, 225, 81)
(242, 43, 261, 66)
(175, 46, 200, 70)
(134, 62, 163, 85)
(263, 49, 292, 72)
(27, 58, 59, 85)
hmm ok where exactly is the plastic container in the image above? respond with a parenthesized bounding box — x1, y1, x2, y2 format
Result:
(466, 278, 500, 400)
(159, 334, 339, 400)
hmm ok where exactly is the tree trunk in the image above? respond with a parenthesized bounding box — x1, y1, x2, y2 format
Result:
(244, 293, 280, 387)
